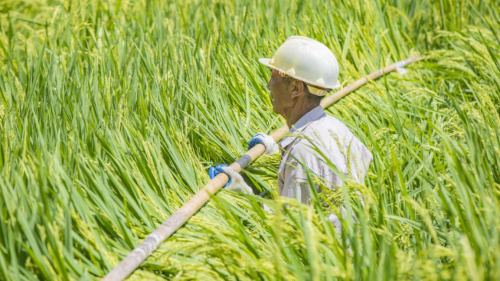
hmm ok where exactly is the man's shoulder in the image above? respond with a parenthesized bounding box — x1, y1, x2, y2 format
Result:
(304, 114, 354, 143)
(310, 114, 348, 132)
(288, 117, 344, 159)
(284, 113, 362, 156)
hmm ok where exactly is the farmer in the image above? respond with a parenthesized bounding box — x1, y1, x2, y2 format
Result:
(210, 36, 372, 230)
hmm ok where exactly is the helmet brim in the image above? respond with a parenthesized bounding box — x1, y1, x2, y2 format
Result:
(258, 58, 341, 90)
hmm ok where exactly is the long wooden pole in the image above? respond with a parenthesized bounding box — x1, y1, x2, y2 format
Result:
(102, 55, 421, 281)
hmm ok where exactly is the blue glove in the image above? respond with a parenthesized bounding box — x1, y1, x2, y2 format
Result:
(248, 134, 265, 150)
(208, 165, 253, 194)
(247, 133, 279, 155)
(208, 164, 232, 187)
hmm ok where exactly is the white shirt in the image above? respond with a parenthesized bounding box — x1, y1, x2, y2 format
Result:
(278, 106, 373, 206)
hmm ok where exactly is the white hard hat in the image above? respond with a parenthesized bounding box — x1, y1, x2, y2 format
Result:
(259, 36, 340, 95)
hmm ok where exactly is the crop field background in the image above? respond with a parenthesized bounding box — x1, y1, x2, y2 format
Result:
(1, 0, 500, 280)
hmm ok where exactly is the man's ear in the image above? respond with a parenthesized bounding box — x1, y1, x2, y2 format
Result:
(290, 80, 305, 99)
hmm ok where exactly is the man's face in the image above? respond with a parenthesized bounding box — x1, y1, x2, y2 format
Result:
(267, 69, 294, 116)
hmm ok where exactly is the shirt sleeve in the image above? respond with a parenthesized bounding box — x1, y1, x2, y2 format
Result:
(345, 138, 373, 184)
(280, 146, 346, 235)
(280, 145, 331, 205)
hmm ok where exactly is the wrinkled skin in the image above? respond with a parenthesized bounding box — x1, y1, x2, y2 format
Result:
(266, 68, 320, 127)
(267, 69, 296, 116)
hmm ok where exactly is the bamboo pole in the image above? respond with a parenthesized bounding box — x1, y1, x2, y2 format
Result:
(102, 55, 421, 281)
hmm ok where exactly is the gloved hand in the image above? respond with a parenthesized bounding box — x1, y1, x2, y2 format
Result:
(208, 164, 253, 194)
(248, 132, 279, 155)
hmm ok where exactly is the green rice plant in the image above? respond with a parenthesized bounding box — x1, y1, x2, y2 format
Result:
(1, 0, 499, 280)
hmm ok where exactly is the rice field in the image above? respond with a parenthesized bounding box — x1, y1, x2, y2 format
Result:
(1, 0, 500, 280)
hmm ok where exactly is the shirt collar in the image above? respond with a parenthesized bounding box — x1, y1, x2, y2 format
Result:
(280, 105, 326, 148)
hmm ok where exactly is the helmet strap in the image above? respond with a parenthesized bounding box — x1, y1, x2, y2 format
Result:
(306, 85, 328, 97)
(279, 70, 329, 96)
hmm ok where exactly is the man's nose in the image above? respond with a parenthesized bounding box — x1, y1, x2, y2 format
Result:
(267, 79, 272, 90)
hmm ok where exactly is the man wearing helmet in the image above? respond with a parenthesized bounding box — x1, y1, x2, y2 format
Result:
(209, 36, 372, 231)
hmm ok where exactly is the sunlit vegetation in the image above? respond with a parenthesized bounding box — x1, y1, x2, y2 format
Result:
(1, 0, 499, 280)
